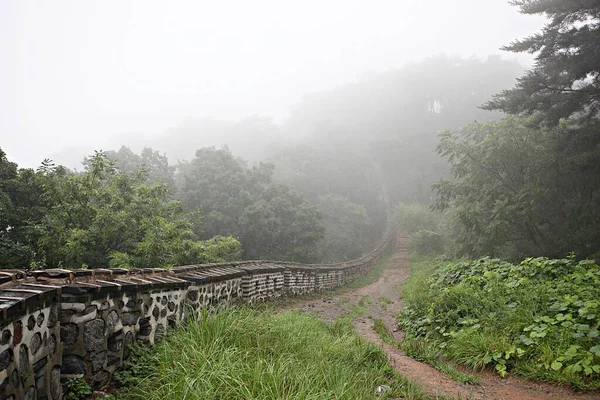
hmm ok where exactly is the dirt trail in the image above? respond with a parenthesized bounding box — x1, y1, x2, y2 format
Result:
(283, 237, 600, 400)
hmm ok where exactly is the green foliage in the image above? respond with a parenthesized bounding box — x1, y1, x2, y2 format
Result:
(412, 230, 444, 256)
(317, 194, 372, 262)
(83, 146, 176, 189)
(0, 149, 240, 269)
(64, 378, 92, 400)
(399, 256, 600, 389)
(484, 1, 600, 125)
(115, 307, 426, 400)
(177, 147, 324, 262)
(434, 116, 600, 260)
(393, 202, 439, 234)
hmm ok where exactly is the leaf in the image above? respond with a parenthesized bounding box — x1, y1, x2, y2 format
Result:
(590, 345, 600, 357)
(551, 361, 563, 371)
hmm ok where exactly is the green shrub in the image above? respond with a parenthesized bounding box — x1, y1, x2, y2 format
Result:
(399, 256, 600, 389)
(64, 378, 92, 400)
(394, 202, 439, 234)
(412, 230, 444, 255)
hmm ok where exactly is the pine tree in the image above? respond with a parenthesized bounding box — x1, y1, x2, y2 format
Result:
(484, 0, 600, 125)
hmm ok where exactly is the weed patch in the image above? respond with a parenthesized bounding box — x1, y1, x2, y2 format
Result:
(399, 255, 600, 389)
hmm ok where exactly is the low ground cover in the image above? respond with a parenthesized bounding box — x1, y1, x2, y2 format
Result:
(114, 307, 424, 399)
(399, 256, 600, 390)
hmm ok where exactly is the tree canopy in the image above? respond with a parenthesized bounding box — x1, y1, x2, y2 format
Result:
(484, 0, 600, 125)
(0, 149, 240, 269)
(433, 116, 600, 260)
(177, 147, 324, 262)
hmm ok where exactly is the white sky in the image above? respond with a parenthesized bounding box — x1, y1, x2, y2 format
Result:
(0, 0, 545, 167)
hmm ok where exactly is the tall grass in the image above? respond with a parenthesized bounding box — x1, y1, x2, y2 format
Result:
(116, 307, 425, 399)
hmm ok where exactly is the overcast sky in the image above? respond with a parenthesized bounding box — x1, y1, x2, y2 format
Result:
(1, 0, 545, 167)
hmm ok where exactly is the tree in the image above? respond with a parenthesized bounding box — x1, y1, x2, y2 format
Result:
(83, 146, 176, 188)
(484, 0, 600, 125)
(316, 195, 371, 262)
(433, 116, 600, 260)
(0, 149, 48, 268)
(34, 151, 240, 268)
(177, 147, 324, 262)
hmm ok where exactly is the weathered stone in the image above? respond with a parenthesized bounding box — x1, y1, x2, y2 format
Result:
(83, 305, 97, 315)
(167, 301, 176, 312)
(90, 351, 107, 372)
(61, 355, 86, 375)
(107, 355, 120, 366)
(1, 329, 11, 345)
(161, 296, 168, 306)
(24, 385, 36, 400)
(117, 300, 125, 309)
(107, 331, 123, 352)
(50, 366, 62, 399)
(19, 345, 30, 380)
(13, 321, 22, 345)
(125, 300, 136, 308)
(10, 369, 18, 388)
(27, 315, 36, 330)
(43, 331, 47, 346)
(155, 323, 166, 342)
(138, 317, 152, 336)
(123, 331, 134, 359)
(0, 348, 13, 370)
(168, 317, 177, 330)
(152, 306, 160, 320)
(106, 310, 119, 331)
(60, 323, 78, 348)
(33, 357, 47, 376)
(36, 312, 45, 327)
(160, 308, 167, 318)
(0, 378, 8, 395)
(121, 311, 140, 326)
(83, 319, 105, 352)
(90, 370, 110, 388)
(99, 301, 110, 311)
(48, 334, 57, 358)
(47, 304, 58, 328)
(58, 309, 76, 320)
(30, 332, 42, 355)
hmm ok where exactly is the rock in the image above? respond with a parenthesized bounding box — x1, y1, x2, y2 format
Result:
(30, 333, 42, 355)
(0, 349, 13, 370)
(84, 319, 106, 352)
(61, 355, 86, 375)
(60, 323, 79, 348)
(376, 385, 390, 395)
(36, 312, 45, 327)
(1, 329, 11, 345)
(121, 311, 140, 326)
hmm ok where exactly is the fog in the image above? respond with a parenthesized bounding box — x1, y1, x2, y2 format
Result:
(1, 0, 545, 168)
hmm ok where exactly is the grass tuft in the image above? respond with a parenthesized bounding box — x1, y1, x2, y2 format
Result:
(115, 307, 426, 399)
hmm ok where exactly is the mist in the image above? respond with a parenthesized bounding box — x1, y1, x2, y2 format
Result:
(1, 0, 545, 168)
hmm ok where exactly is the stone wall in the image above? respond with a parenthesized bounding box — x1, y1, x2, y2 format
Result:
(0, 231, 395, 399)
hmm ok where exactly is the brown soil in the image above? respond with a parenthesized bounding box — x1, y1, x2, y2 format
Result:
(282, 237, 600, 400)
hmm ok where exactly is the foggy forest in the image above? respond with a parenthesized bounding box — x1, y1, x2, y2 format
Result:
(1, 0, 599, 399)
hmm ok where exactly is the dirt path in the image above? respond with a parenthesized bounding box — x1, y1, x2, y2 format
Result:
(283, 237, 599, 400)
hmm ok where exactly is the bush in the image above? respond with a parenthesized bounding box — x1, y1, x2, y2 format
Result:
(393, 202, 439, 234)
(399, 256, 600, 389)
(412, 230, 444, 255)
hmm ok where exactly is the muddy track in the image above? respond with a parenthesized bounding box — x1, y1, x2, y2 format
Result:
(283, 237, 599, 400)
